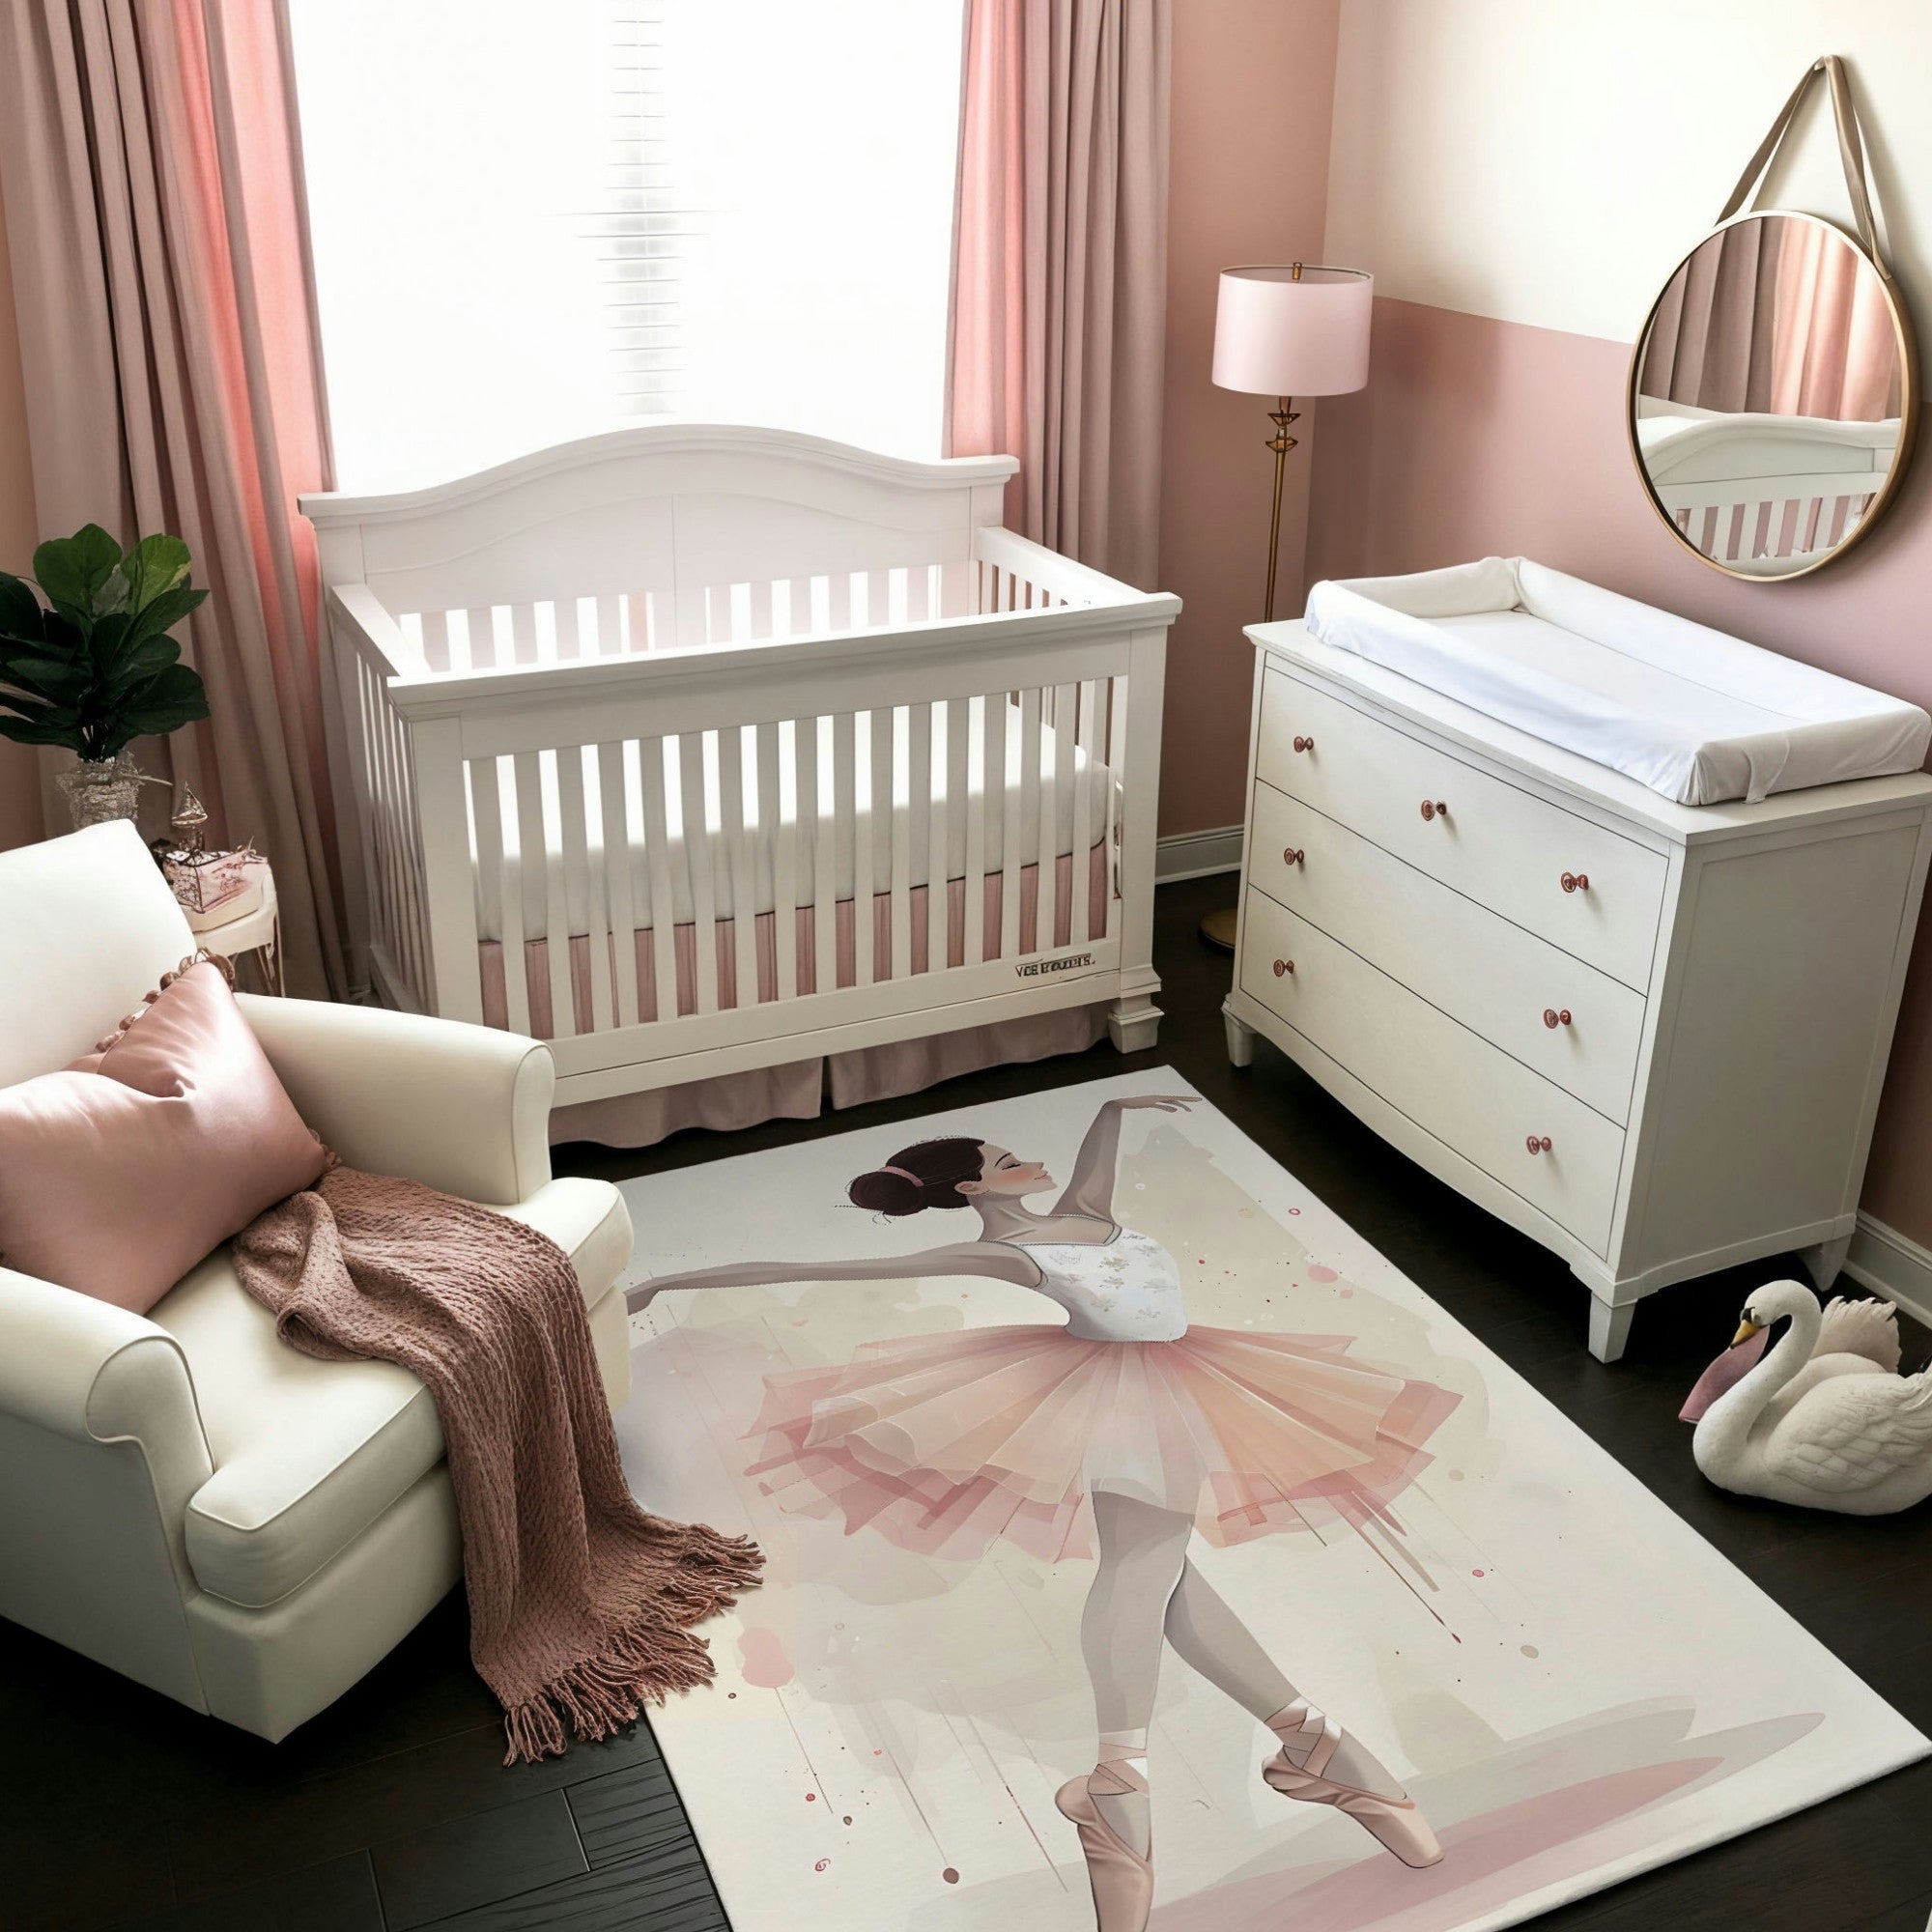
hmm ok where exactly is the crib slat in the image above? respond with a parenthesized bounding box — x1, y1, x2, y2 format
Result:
(829, 571, 853, 636)
(476, 756, 530, 1036)
(506, 603, 536, 668)
(801, 717, 833, 996)
(762, 721, 795, 1003)
(597, 740, 640, 1028)
(553, 599, 582, 663)
(1105, 676, 1127, 941)
(919, 700, 944, 973)
(639, 735, 679, 1023)
(1005, 690, 1036, 958)
(555, 744, 605, 1034)
(718, 724, 757, 1008)
(420, 610, 451, 673)
(946, 696, 970, 970)
(511, 751, 568, 1038)
(971, 693, 994, 960)
(1073, 678, 1097, 944)
(835, 710, 862, 987)
(749, 579, 774, 642)
(892, 706, 917, 978)
(680, 730, 721, 1015)
(1049, 681, 1077, 949)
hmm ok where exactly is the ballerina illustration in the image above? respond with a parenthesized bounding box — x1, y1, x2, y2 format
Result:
(629, 1094, 1460, 1931)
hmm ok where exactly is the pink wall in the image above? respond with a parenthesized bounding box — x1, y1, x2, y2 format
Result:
(1155, 0, 1341, 838)
(1306, 295, 1932, 1242)
(0, 189, 43, 850)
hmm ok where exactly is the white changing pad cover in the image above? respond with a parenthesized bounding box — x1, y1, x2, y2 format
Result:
(1302, 556, 1930, 806)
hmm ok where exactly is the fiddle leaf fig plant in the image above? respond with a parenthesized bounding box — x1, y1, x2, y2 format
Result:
(0, 525, 212, 762)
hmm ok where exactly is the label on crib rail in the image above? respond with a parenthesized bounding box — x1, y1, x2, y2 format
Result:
(1015, 951, 1094, 979)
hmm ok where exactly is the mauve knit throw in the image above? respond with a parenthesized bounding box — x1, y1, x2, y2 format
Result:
(233, 1165, 761, 1763)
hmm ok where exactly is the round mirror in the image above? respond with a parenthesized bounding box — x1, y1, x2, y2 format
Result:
(1628, 210, 1918, 580)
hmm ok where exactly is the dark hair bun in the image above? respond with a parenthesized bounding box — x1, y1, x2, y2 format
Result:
(847, 1136, 985, 1216)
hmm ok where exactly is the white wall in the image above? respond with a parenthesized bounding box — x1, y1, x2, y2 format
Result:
(1324, 0, 1932, 342)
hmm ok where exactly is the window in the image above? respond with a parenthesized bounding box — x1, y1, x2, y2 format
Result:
(290, 0, 964, 491)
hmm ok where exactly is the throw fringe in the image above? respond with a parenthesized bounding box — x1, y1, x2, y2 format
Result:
(501, 1530, 765, 1765)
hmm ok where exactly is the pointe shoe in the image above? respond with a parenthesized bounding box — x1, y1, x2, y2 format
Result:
(1263, 1699, 1443, 1869)
(1055, 1753, 1154, 1931)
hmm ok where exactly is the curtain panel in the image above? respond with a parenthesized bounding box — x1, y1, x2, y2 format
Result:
(0, 0, 348, 996)
(946, 0, 1172, 590)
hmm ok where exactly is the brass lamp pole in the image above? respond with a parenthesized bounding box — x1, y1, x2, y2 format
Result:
(1199, 262, 1374, 953)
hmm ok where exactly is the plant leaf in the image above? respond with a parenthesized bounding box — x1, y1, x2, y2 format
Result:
(0, 714, 85, 748)
(33, 525, 126, 621)
(120, 582, 207, 652)
(2, 656, 93, 699)
(103, 637, 182, 690)
(122, 534, 193, 611)
(0, 573, 43, 642)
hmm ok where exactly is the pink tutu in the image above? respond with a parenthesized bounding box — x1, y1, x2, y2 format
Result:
(744, 1322, 1460, 1563)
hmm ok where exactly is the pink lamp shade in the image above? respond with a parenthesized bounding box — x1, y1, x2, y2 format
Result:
(1212, 265, 1374, 397)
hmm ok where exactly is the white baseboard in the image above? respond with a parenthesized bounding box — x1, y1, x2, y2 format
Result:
(1843, 1211, 1932, 1330)
(1156, 825, 1243, 884)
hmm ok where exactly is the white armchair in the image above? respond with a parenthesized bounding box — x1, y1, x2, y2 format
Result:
(0, 823, 634, 1742)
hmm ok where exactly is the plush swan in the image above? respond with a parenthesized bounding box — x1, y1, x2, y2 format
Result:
(1681, 1280, 1932, 1514)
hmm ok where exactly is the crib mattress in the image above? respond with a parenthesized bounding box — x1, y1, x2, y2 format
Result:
(470, 698, 1114, 942)
(1302, 556, 1930, 806)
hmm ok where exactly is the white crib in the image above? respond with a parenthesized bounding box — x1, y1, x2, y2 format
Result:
(1634, 402, 1898, 574)
(300, 426, 1179, 1113)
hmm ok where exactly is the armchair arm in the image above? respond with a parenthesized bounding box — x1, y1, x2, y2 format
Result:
(0, 1267, 214, 1707)
(237, 995, 554, 1205)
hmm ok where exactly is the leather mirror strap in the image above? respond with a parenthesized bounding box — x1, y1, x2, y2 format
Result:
(1715, 54, 1885, 270)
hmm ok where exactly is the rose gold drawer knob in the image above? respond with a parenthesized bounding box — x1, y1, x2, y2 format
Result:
(1282, 846, 1305, 867)
(1293, 734, 1314, 753)
(1560, 870, 1590, 894)
(1420, 799, 1449, 821)
(1525, 1134, 1552, 1155)
(1272, 957, 1294, 978)
(1543, 1008, 1573, 1029)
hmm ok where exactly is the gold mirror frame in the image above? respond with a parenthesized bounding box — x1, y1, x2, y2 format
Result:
(1624, 57, 1920, 583)
(1626, 209, 1918, 582)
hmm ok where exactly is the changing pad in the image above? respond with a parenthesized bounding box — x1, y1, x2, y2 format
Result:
(1302, 556, 1930, 806)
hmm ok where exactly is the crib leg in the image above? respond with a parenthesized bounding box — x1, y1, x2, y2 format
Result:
(1108, 994, 1163, 1054)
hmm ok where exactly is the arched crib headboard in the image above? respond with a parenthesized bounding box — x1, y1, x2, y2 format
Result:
(301, 424, 1020, 659)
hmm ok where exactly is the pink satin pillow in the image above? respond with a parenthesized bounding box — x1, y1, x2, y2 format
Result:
(0, 959, 328, 1313)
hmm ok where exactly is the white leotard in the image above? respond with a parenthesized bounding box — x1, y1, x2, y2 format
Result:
(1010, 1226, 1188, 1342)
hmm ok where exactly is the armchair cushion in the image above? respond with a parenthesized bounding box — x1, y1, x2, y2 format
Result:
(0, 961, 327, 1313)
(156, 1177, 631, 1609)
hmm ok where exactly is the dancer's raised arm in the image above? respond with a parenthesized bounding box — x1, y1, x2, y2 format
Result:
(628, 1240, 1032, 1313)
(1052, 1094, 1198, 1221)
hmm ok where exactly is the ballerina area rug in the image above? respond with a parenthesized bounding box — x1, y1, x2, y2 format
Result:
(611, 1070, 1925, 1931)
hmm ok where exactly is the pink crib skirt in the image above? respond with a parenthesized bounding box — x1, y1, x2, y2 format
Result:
(479, 843, 1114, 1148)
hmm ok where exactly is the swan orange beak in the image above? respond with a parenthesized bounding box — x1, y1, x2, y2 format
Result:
(1731, 1317, 1762, 1347)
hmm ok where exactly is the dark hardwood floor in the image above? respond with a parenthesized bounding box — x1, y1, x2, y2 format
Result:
(7, 873, 1932, 1931)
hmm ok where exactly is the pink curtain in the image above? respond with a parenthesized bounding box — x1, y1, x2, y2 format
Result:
(1639, 214, 1900, 422)
(0, 0, 348, 997)
(946, 0, 1172, 589)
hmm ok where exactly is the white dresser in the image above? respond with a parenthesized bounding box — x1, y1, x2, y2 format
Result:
(1224, 621, 1932, 1360)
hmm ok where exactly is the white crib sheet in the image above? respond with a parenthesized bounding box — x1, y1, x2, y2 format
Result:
(470, 699, 1114, 943)
(1302, 556, 1930, 805)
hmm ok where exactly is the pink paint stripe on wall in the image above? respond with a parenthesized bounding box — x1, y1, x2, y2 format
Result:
(1305, 294, 1932, 1245)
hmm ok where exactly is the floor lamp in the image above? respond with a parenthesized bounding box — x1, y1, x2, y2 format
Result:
(1199, 263, 1374, 952)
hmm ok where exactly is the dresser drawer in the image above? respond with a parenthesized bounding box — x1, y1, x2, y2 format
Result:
(1256, 669, 1667, 990)
(1249, 781, 1646, 1123)
(1239, 888, 1625, 1254)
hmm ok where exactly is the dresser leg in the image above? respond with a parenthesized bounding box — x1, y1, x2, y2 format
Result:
(1588, 1297, 1635, 1364)
(1798, 1233, 1853, 1294)
(1224, 1007, 1256, 1068)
